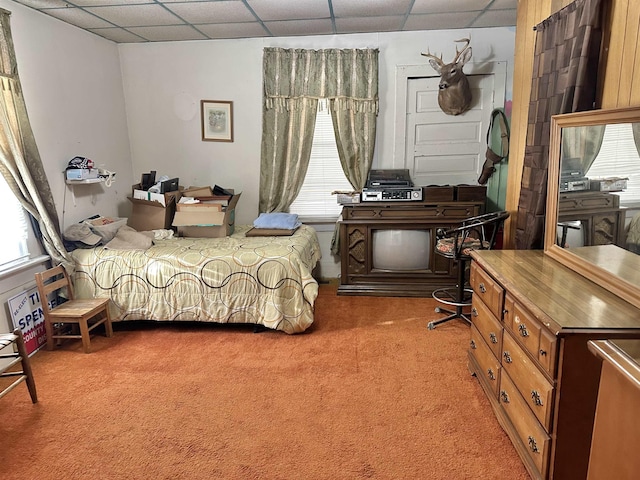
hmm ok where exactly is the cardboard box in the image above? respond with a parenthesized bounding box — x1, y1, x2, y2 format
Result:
(173, 193, 241, 238)
(182, 186, 213, 197)
(127, 184, 182, 231)
(132, 183, 182, 207)
(176, 202, 222, 213)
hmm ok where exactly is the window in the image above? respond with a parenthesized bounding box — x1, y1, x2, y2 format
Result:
(289, 103, 353, 220)
(586, 123, 640, 206)
(0, 175, 29, 270)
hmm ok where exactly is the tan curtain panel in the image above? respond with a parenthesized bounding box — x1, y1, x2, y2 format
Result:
(0, 9, 72, 270)
(260, 47, 378, 214)
(515, 0, 604, 250)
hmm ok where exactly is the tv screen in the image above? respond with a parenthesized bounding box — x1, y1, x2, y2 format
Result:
(372, 229, 430, 271)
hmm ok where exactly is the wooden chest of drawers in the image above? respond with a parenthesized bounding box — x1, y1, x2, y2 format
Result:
(468, 250, 640, 480)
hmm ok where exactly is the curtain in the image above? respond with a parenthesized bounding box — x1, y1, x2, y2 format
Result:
(561, 125, 606, 174)
(259, 47, 379, 214)
(0, 9, 72, 270)
(515, 0, 603, 249)
(633, 123, 640, 157)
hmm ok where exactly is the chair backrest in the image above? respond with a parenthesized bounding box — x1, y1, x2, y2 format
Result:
(34, 266, 74, 318)
(437, 211, 510, 259)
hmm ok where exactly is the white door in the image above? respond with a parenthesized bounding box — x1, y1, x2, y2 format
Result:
(405, 74, 498, 186)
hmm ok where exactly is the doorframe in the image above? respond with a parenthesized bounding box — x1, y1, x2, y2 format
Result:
(393, 61, 507, 167)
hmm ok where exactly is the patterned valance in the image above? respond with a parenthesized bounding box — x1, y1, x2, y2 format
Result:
(263, 47, 379, 113)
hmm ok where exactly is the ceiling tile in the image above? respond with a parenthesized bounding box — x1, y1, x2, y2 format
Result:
(197, 22, 270, 39)
(489, 0, 520, 9)
(126, 25, 208, 42)
(265, 19, 334, 37)
(412, 0, 491, 14)
(332, 0, 413, 18)
(12, 0, 69, 7)
(165, 1, 256, 24)
(336, 16, 405, 34)
(44, 7, 115, 29)
(247, 0, 330, 21)
(89, 27, 147, 43)
(69, 0, 150, 5)
(471, 9, 517, 28)
(83, 4, 185, 27)
(403, 12, 479, 31)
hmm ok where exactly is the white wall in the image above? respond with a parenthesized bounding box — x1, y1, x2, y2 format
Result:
(0, 0, 134, 333)
(0, 0, 515, 280)
(0, 0, 134, 231)
(119, 28, 515, 277)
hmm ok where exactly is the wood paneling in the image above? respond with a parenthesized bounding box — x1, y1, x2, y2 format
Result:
(505, 0, 640, 247)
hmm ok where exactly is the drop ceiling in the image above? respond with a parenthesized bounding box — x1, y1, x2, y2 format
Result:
(12, 0, 517, 44)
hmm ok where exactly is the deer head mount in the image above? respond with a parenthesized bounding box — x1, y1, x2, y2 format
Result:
(422, 38, 473, 116)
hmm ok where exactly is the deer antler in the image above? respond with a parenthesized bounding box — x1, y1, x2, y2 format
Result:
(421, 49, 444, 67)
(453, 38, 471, 63)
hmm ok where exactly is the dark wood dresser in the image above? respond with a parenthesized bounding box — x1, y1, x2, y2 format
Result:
(468, 249, 640, 480)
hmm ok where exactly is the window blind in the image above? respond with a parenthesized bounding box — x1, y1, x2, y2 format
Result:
(586, 123, 640, 206)
(0, 175, 29, 269)
(289, 103, 352, 219)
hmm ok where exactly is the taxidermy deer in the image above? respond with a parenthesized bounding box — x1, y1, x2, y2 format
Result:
(422, 38, 473, 116)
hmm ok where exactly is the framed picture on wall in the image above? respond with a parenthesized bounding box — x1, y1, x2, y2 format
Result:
(201, 100, 233, 142)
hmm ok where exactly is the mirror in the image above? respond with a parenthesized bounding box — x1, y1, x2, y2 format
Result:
(545, 106, 640, 308)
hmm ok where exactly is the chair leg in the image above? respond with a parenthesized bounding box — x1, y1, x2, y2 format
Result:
(429, 258, 472, 330)
(13, 330, 37, 403)
(104, 309, 113, 338)
(44, 319, 55, 351)
(79, 319, 91, 354)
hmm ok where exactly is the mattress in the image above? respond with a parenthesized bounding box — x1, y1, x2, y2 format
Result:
(71, 224, 321, 334)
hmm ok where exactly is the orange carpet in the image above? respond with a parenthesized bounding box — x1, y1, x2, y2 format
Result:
(0, 285, 529, 479)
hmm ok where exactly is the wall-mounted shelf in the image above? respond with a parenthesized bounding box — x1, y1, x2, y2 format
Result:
(65, 178, 103, 185)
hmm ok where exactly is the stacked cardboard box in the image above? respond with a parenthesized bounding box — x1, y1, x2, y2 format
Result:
(127, 184, 182, 231)
(172, 187, 241, 238)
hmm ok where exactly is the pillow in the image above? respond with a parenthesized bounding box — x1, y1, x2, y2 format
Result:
(105, 226, 153, 250)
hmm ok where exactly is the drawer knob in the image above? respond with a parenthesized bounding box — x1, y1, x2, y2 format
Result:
(531, 390, 543, 406)
(503, 351, 512, 363)
(470, 340, 476, 349)
(471, 307, 478, 317)
(518, 323, 529, 337)
(500, 390, 509, 403)
(539, 349, 547, 356)
(479, 283, 486, 293)
(487, 368, 495, 381)
(489, 332, 497, 344)
(528, 436, 539, 453)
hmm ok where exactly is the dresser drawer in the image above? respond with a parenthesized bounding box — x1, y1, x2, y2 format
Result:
(500, 372, 551, 479)
(470, 325, 501, 398)
(502, 332, 554, 431)
(471, 296, 503, 359)
(504, 294, 558, 378)
(470, 262, 504, 319)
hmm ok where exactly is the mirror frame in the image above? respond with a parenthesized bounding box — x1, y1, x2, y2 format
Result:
(545, 106, 640, 308)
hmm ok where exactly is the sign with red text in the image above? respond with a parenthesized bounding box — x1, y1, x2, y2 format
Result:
(8, 286, 48, 356)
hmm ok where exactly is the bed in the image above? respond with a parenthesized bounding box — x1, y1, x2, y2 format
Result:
(70, 224, 321, 334)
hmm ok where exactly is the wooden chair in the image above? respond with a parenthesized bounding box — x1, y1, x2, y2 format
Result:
(35, 265, 113, 353)
(0, 328, 37, 403)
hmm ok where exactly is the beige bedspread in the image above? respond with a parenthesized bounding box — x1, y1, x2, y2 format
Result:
(71, 224, 321, 333)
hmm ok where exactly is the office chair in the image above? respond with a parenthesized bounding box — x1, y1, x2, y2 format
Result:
(428, 211, 510, 330)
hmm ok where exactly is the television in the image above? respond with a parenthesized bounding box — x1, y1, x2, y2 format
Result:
(372, 229, 431, 271)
